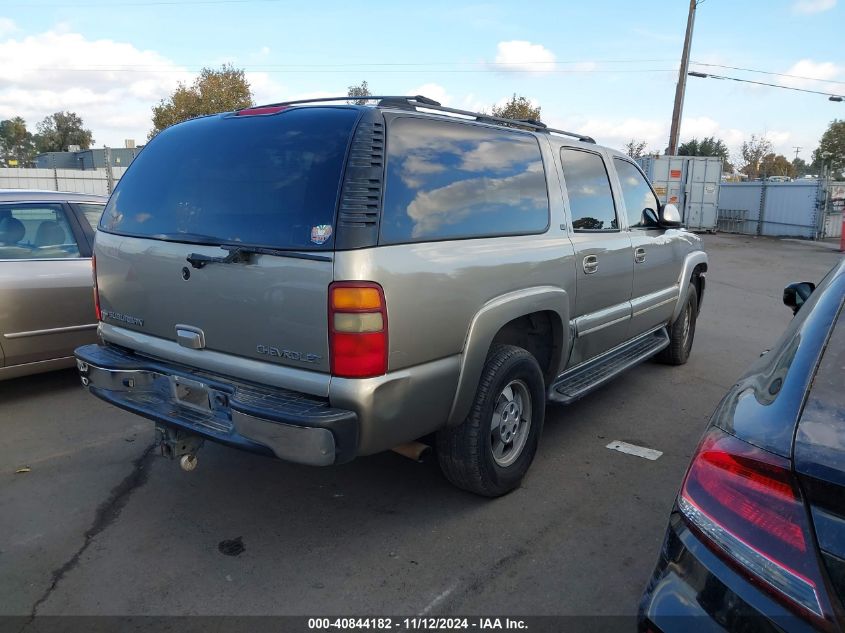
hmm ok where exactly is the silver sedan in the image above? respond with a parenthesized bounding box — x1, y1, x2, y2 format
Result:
(0, 190, 107, 380)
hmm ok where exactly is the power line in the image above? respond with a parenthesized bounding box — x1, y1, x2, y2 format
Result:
(691, 62, 845, 86)
(688, 71, 845, 99)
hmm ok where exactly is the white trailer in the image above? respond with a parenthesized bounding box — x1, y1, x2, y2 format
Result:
(636, 155, 722, 232)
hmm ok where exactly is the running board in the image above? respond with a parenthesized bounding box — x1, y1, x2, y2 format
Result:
(549, 328, 670, 404)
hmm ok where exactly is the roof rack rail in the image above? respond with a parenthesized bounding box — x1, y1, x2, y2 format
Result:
(251, 95, 596, 144)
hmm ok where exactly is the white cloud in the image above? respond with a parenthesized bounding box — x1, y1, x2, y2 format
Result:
(792, 0, 836, 13)
(780, 59, 841, 88)
(0, 28, 192, 144)
(245, 71, 285, 105)
(0, 17, 17, 37)
(492, 40, 556, 74)
(548, 114, 667, 152)
(0, 26, 291, 144)
(407, 82, 451, 106)
(680, 116, 745, 149)
(545, 112, 804, 162)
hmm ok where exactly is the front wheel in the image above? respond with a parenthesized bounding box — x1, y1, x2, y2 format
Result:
(437, 345, 545, 497)
(657, 284, 698, 365)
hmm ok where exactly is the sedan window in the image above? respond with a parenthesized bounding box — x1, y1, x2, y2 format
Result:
(0, 203, 81, 259)
(74, 203, 106, 231)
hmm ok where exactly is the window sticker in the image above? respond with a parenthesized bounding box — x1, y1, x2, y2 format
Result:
(311, 224, 333, 245)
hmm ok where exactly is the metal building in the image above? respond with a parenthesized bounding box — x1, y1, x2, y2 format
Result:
(636, 155, 722, 231)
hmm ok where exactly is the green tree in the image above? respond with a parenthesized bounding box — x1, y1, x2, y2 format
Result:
(791, 157, 811, 178)
(150, 64, 253, 139)
(678, 136, 732, 170)
(759, 153, 796, 178)
(739, 134, 773, 179)
(0, 117, 36, 166)
(35, 112, 93, 153)
(491, 94, 541, 123)
(347, 80, 372, 105)
(812, 119, 845, 179)
(624, 139, 647, 159)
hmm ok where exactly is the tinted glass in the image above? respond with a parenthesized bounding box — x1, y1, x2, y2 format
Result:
(381, 118, 549, 243)
(0, 203, 80, 259)
(99, 107, 358, 250)
(614, 159, 660, 229)
(560, 149, 617, 231)
(74, 203, 105, 231)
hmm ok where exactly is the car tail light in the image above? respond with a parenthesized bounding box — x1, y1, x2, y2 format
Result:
(679, 427, 834, 626)
(92, 255, 101, 321)
(329, 282, 387, 378)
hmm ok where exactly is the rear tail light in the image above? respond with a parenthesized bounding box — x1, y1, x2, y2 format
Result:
(329, 282, 387, 378)
(679, 427, 834, 626)
(92, 255, 101, 321)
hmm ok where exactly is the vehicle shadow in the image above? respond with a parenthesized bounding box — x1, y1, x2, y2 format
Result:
(0, 368, 82, 405)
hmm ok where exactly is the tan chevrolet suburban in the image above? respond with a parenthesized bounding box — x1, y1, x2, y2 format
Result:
(75, 95, 707, 496)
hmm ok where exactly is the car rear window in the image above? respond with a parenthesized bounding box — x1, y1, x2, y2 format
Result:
(99, 107, 359, 250)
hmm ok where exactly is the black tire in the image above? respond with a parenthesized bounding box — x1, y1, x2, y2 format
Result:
(657, 283, 698, 366)
(436, 345, 545, 497)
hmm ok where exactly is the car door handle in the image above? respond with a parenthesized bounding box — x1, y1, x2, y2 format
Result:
(634, 247, 646, 263)
(582, 255, 599, 274)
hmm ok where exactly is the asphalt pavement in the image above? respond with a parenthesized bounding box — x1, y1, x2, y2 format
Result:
(1, 234, 841, 620)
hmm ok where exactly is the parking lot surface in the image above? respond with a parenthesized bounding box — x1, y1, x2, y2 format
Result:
(1, 234, 841, 618)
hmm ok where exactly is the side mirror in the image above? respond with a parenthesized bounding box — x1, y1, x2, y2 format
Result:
(642, 208, 660, 227)
(783, 282, 815, 315)
(659, 203, 682, 227)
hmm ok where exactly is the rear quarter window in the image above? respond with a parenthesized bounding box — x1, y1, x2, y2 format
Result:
(380, 117, 549, 244)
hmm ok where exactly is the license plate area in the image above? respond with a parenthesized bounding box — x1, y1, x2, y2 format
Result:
(171, 376, 211, 412)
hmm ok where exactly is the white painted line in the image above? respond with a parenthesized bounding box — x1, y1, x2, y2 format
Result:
(606, 440, 663, 461)
(418, 581, 459, 615)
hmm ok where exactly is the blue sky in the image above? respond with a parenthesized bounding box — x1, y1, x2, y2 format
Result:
(1, 0, 842, 162)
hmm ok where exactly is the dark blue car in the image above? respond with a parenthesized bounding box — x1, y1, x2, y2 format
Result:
(640, 257, 845, 632)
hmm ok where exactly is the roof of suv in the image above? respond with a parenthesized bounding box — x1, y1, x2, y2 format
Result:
(242, 95, 599, 145)
(0, 190, 108, 203)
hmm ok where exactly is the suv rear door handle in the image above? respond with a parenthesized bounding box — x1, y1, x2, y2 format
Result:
(634, 247, 646, 263)
(582, 255, 599, 274)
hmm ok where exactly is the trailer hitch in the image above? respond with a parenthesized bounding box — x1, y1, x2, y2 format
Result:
(156, 426, 204, 472)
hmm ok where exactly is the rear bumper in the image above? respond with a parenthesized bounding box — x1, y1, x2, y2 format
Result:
(639, 513, 824, 633)
(74, 343, 358, 466)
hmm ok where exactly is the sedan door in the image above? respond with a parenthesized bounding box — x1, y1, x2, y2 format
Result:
(0, 201, 96, 370)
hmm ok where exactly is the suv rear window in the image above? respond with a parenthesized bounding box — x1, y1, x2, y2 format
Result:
(381, 117, 549, 244)
(99, 107, 359, 250)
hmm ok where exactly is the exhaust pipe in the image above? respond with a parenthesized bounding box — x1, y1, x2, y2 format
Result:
(391, 441, 432, 462)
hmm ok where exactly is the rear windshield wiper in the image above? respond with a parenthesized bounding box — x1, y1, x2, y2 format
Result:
(152, 232, 224, 246)
(186, 244, 332, 269)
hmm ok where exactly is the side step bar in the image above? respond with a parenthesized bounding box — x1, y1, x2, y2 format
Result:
(548, 328, 670, 405)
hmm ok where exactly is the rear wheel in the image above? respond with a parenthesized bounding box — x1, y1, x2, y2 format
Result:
(657, 283, 698, 365)
(437, 345, 545, 497)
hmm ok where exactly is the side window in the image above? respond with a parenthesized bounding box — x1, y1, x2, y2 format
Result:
(0, 203, 81, 260)
(614, 159, 660, 229)
(381, 117, 549, 244)
(73, 203, 106, 231)
(560, 148, 618, 231)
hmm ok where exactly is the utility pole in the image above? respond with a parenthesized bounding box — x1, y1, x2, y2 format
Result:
(667, 0, 698, 155)
(793, 146, 802, 160)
